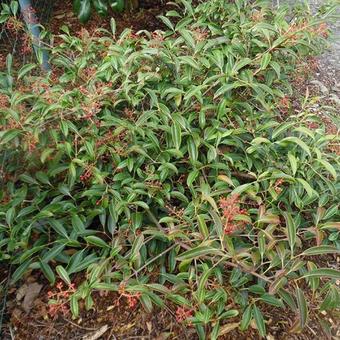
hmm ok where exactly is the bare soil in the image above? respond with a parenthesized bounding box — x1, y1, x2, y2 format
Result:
(48, 0, 174, 36)
(1, 254, 339, 339)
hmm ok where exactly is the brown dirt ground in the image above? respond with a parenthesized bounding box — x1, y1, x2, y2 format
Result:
(1, 254, 339, 339)
(280, 55, 339, 155)
(48, 0, 174, 36)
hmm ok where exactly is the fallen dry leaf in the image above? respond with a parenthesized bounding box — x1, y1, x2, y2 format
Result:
(153, 333, 172, 340)
(219, 322, 239, 336)
(82, 325, 109, 340)
(16, 282, 42, 313)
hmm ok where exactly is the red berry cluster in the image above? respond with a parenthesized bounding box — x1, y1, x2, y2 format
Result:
(313, 22, 329, 38)
(5, 16, 24, 32)
(129, 32, 140, 40)
(251, 10, 264, 23)
(277, 96, 290, 114)
(82, 102, 101, 120)
(166, 203, 185, 221)
(124, 108, 136, 121)
(307, 121, 319, 130)
(175, 306, 193, 323)
(0, 55, 5, 69)
(192, 28, 209, 42)
(80, 66, 97, 81)
(151, 31, 164, 41)
(24, 132, 37, 153)
(126, 293, 141, 308)
(95, 197, 103, 206)
(149, 31, 164, 47)
(117, 285, 141, 308)
(0, 94, 9, 109)
(0, 188, 10, 205)
(80, 166, 93, 182)
(20, 33, 32, 55)
(47, 282, 76, 318)
(219, 194, 248, 235)
(274, 179, 284, 194)
(95, 129, 125, 148)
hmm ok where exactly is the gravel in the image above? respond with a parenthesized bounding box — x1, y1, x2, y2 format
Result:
(276, 0, 339, 96)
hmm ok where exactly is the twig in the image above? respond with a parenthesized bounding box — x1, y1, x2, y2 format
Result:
(231, 171, 257, 180)
(9, 325, 15, 340)
(0, 264, 11, 338)
(82, 324, 110, 340)
(146, 209, 272, 283)
(146, 209, 167, 233)
(124, 243, 177, 281)
(225, 261, 272, 283)
(62, 318, 99, 331)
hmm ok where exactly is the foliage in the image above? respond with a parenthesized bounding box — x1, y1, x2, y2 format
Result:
(73, 0, 134, 23)
(1, 0, 128, 26)
(0, 0, 339, 337)
(0, 1, 19, 23)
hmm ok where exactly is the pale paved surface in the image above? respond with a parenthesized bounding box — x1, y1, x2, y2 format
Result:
(277, 0, 339, 101)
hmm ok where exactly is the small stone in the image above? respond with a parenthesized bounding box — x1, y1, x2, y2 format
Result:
(310, 80, 329, 95)
(329, 94, 340, 105)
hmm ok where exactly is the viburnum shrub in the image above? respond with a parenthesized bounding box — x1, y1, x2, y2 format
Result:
(0, 0, 339, 337)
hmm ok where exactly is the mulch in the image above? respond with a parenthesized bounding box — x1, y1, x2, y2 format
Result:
(48, 0, 174, 36)
(1, 255, 339, 339)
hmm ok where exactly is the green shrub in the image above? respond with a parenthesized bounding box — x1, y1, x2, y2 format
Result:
(0, 0, 339, 337)
(73, 0, 142, 23)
